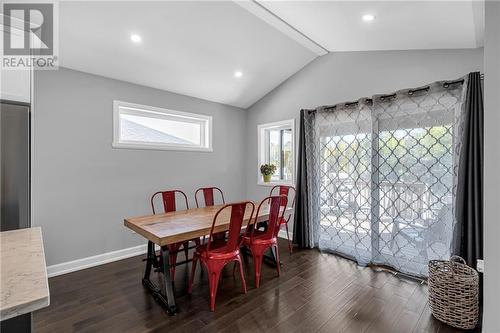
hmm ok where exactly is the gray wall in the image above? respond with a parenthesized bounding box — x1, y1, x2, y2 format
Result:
(33, 68, 247, 266)
(483, 1, 500, 331)
(245, 49, 484, 228)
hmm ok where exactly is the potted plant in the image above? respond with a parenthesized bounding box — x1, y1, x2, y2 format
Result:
(260, 164, 276, 183)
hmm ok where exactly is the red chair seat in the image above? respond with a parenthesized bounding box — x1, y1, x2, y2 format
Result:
(242, 236, 277, 246)
(195, 241, 239, 260)
(242, 229, 277, 245)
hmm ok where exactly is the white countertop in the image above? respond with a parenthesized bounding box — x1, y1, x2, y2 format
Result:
(0, 227, 50, 321)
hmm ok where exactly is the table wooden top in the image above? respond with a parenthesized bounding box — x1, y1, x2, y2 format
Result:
(124, 203, 293, 246)
(0, 227, 50, 321)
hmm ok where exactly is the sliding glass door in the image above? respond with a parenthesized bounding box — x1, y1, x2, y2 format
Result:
(313, 85, 464, 276)
(317, 103, 373, 265)
(372, 122, 455, 275)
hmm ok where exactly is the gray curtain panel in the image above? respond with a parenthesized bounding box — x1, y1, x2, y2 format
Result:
(454, 72, 484, 267)
(294, 76, 470, 277)
(293, 109, 315, 248)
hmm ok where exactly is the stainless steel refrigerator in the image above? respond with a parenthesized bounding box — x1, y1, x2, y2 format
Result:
(1, 100, 31, 232)
(0, 100, 32, 332)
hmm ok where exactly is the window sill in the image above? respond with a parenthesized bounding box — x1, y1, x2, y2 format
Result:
(112, 142, 213, 152)
(257, 181, 294, 187)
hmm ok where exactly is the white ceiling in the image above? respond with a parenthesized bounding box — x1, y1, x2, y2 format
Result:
(258, 0, 484, 52)
(58, 1, 484, 109)
(59, 1, 317, 108)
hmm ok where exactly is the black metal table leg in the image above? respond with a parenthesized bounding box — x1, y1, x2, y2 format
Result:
(141, 241, 177, 315)
(142, 241, 154, 281)
(160, 245, 177, 314)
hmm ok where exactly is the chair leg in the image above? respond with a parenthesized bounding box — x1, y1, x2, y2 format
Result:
(274, 244, 281, 276)
(188, 254, 198, 294)
(284, 223, 293, 254)
(237, 257, 247, 294)
(254, 253, 263, 288)
(251, 246, 267, 288)
(208, 267, 223, 311)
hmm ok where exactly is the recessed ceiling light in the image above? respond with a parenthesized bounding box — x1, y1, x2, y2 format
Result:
(234, 71, 243, 78)
(362, 14, 376, 22)
(130, 34, 142, 43)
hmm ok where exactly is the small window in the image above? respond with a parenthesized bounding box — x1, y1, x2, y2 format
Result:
(113, 101, 212, 152)
(258, 119, 295, 185)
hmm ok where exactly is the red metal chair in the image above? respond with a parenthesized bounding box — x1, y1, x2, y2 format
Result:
(188, 201, 255, 311)
(270, 185, 296, 254)
(151, 190, 200, 280)
(195, 187, 225, 208)
(242, 195, 287, 288)
(195, 187, 226, 240)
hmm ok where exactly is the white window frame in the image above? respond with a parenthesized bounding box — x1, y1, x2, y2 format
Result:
(112, 100, 213, 152)
(257, 119, 295, 186)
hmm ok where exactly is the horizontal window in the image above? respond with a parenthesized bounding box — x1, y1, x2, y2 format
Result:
(113, 101, 212, 152)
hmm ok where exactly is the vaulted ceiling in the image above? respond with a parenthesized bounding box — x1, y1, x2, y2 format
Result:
(257, 0, 484, 52)
(59, 1, 484, 109)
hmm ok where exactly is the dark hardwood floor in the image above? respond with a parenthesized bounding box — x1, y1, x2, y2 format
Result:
(34, 240, 474, 333)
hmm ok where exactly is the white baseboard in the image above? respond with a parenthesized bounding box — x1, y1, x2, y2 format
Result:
(47, 244, 147, 278)
(47, 231, 293, 278)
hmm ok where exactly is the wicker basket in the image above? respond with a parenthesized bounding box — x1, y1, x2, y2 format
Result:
(428, 256, 479, 330)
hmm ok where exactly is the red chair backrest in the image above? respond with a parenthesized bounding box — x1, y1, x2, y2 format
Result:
(251, 196, 287, 240)
(195, 187, 225, 208)
(270, 185, 296, 208)
(207, 202, 255, 252)
(151, 190, 189, 214)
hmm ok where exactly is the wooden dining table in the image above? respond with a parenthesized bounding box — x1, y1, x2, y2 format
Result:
(124, 203, 293, 314)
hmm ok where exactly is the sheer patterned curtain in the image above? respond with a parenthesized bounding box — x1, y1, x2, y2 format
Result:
(302, 79, 467, 277)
